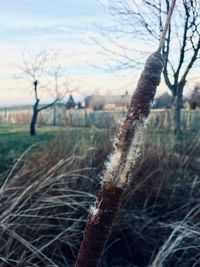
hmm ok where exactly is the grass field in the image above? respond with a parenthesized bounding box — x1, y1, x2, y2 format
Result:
(0, 125, 59, 173)
(0, 124, 193, 172)
(0, 124, 113, 173)
(0, 124, 197, 174)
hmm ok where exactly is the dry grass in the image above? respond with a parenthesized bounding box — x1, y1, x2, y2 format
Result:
(0, 132, 112, 267)
(104, 135, 200, 267)
(0, 130, 199, 267)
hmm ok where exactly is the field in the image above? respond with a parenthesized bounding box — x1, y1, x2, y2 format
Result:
(0, 124, 200, 266)
(0, 125, 59, 173)
(0, 124, 194, 174)
(0, 125, 112, 174)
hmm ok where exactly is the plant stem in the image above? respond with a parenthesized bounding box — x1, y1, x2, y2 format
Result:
(74, 52, 163, 267)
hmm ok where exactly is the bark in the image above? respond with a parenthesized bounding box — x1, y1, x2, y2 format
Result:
(53, 103, 57, 126)
(30, 80, 39, 136)
(30, 100, 39, 136)
(172, 81, 185, 135)
(30, 80, 59, 134)
(173, 93, 182, 135)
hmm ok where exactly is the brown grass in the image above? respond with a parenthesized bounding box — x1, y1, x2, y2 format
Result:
(0, 132, 111, 267)
(0, 130, 199, 267)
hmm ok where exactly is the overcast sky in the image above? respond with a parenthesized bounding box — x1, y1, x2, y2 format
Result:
(0, 0, 198, 106)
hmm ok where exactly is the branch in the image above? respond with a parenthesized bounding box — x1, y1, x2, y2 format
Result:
(162, 22, 173, 92)
(174, 1, 190, 83)
(180, 37, 200, 84)
(38, 99, 58, 112)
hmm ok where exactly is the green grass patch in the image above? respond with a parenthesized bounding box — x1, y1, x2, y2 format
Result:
(0, 123, 198, 173)
(0, 124, 112, 173)
(0, 125, 60, 172)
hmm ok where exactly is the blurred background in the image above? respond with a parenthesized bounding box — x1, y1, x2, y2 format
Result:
(0, 1, 200, 267)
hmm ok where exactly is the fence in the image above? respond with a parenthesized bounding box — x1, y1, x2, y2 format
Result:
(0, 107, 199, 131)
(148, 109, 200, 131)
(0, 106, 65, 126)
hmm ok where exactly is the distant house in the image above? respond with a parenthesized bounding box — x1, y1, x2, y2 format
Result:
(84, 91, 131, 110)
(104, 92, 131, 110)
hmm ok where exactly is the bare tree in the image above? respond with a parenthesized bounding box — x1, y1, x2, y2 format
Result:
(97, 0, 200, 134)
(22, 50, 75, 135)
(22, 50, 57, 135)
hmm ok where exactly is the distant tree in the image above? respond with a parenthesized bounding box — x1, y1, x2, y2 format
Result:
(84, 95, 93, 109)
(154, 92, 173, 109)
(77, 101, 83, 109)
(124, 90, 129, 95)
(21, 50, 58, 136)
(189, 84, 200, 109)
(21, 50, 76, 135)
(30, 80, 57, 136)
(66, 95, 76, 109)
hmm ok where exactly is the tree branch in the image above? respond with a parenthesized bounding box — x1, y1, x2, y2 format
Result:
(180, 37, 200, 83)
(174, 1, 190, 83)
(38, 99, 58, 112)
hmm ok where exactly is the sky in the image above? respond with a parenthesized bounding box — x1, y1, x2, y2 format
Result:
(0, 0, 199, 106)
(0, 0, 137, 106)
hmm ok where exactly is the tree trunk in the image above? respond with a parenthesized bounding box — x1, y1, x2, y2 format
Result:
(30, 100, 39, 136)
(53, 103, 57, 126)
(173, 92, 182, 135)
